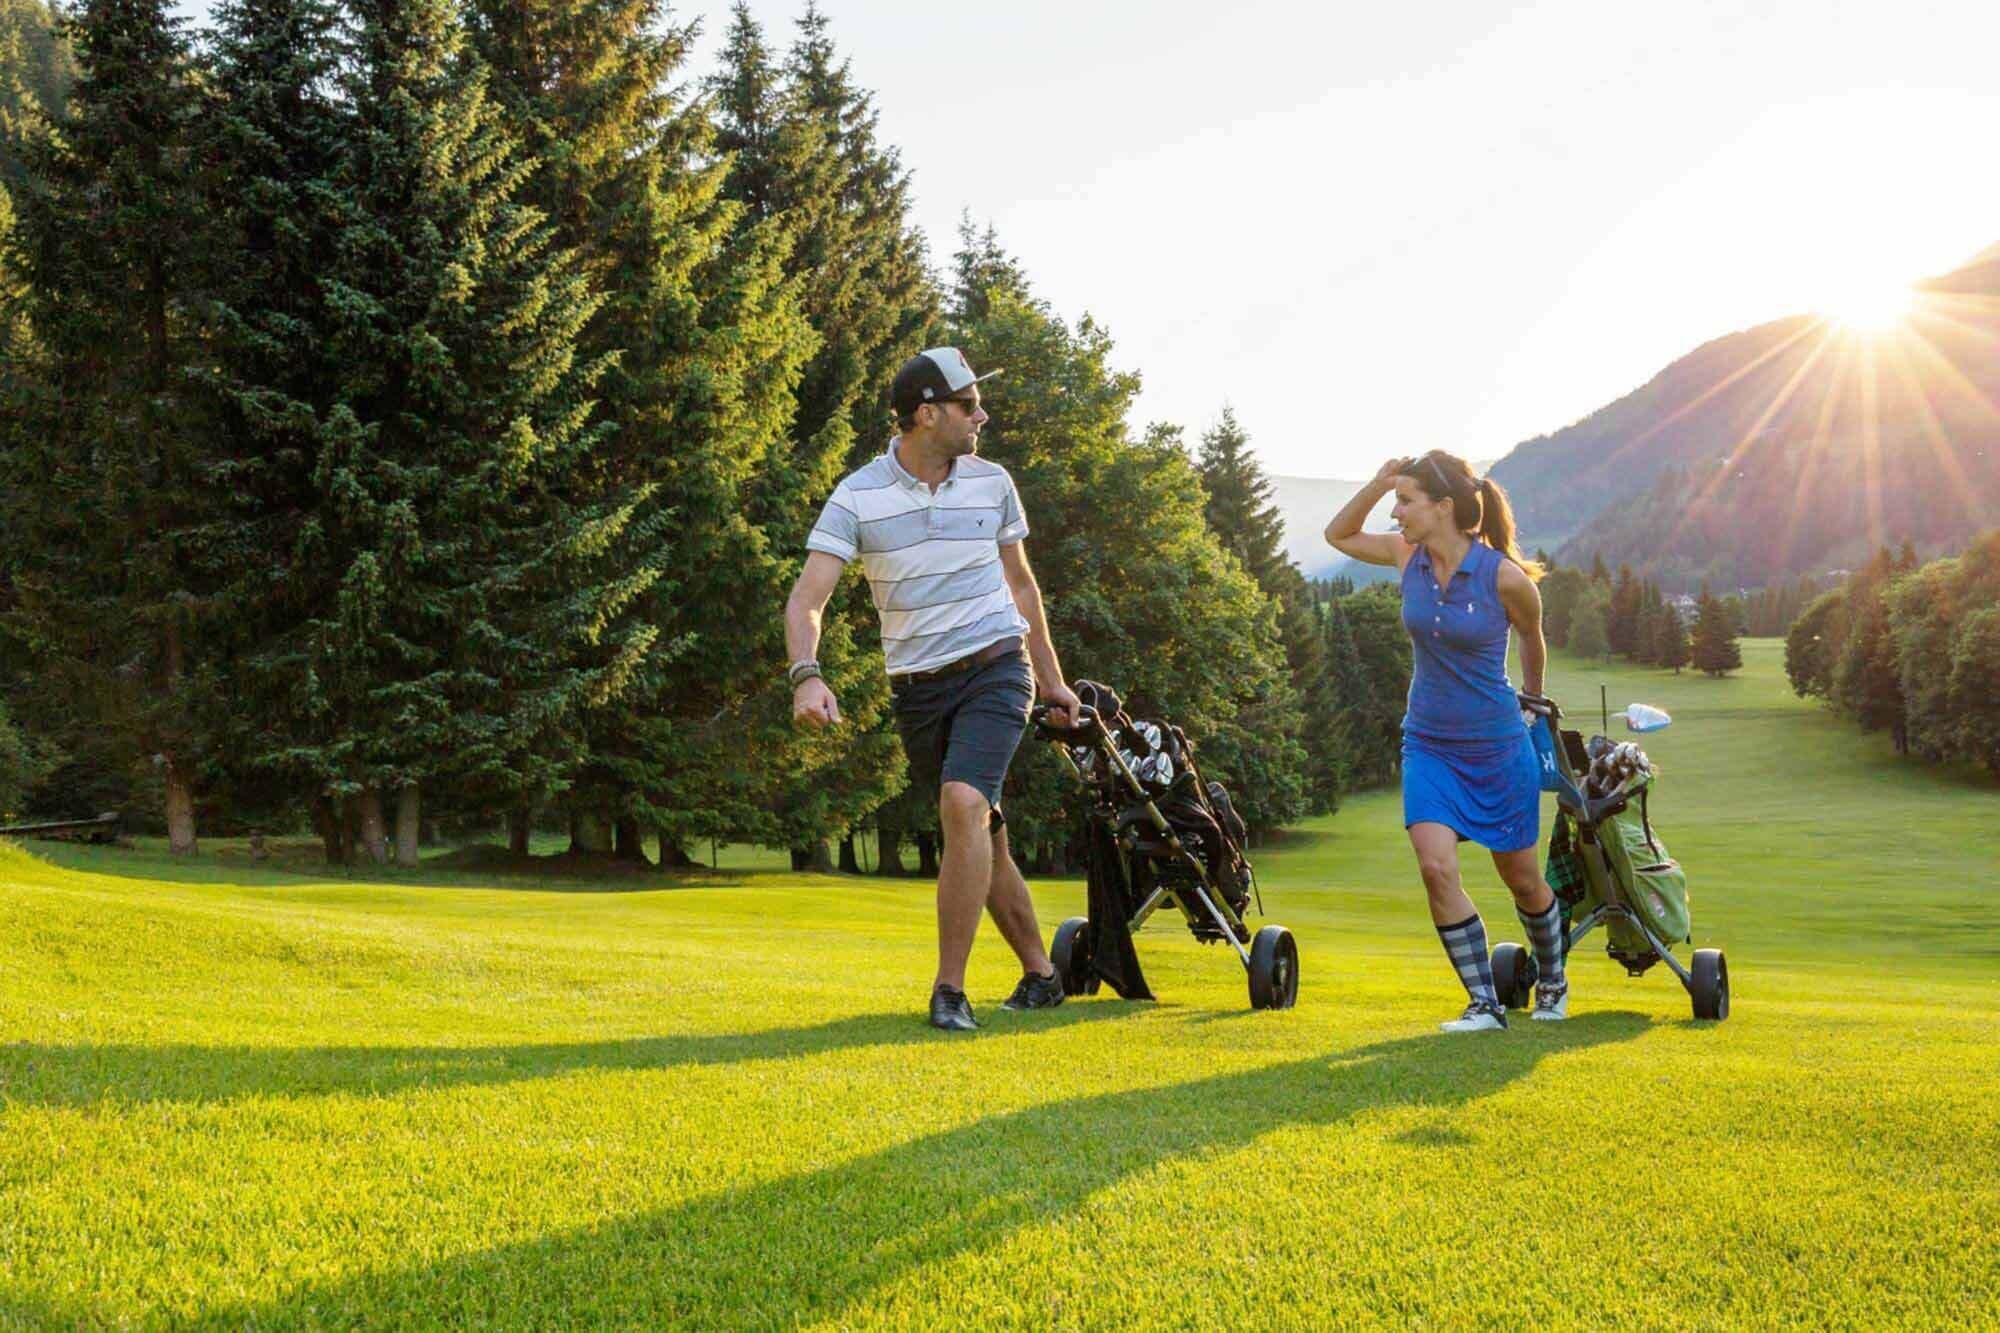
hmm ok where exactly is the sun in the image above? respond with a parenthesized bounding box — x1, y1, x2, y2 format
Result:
(1825, 279, 1915, 332)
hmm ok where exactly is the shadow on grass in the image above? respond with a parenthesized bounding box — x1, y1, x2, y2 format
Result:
(16, 838, 862, 895)
(0, 1004, 1154, 1111)
(163, 1011, 1650, 1327)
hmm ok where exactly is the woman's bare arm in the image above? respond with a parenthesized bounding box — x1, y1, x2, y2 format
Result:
(1497, 560, 1546, 696)
(1325, 457, 1415, 569)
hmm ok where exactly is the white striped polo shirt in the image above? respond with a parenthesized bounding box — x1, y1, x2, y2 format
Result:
(806, 440, 1031, 676)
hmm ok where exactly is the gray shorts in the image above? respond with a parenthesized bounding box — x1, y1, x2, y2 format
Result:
(890, 644, 1034, 829)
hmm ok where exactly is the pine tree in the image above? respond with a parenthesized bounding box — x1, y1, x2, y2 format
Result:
(187, 0, 356, 855)
(708, 3, 940, 864)
(467, 0, 816, 863)
(1606, 564, 1642, 658)
(274, 0, 637, 864)
(1, 0, 214, 854)
(1589, 552, 1611, 585)
(1334, 585, 1412, 784)
(1690, 586, 1743, 677)
(1197, 407, 1289, 589)
(1, 0, 76, 184)
(1192, 405, 1327, 808)
(944, 232, 1304, 844)
(1304, 596, 1370, 800)
(1650, 604, 1689, 673)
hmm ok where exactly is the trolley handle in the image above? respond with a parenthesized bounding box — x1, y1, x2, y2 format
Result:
(1517, 691, 1560, 720)
(1031, 703, 1099, 742)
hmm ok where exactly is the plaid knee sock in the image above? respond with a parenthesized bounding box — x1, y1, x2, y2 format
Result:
(1517, 897, 1566, 991)
(1435, 913, 1497, 1008)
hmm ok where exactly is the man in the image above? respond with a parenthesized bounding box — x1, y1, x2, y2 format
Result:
(785, 347, 1082, 1032)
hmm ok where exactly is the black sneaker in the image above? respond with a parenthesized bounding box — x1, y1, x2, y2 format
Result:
(1000, 970, 1066, 1012)
(929, 985, 980, 1032)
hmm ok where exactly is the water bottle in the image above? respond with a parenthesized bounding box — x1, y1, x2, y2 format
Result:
(1624, 703, 1671, 733)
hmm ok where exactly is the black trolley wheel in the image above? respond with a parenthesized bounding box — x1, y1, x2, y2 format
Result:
(1689, 947, 1729, 1020)
(1051, 916, 1099, 997)
(1490, 942, 1538, 1011)
(1247, 925, 1299, 1010)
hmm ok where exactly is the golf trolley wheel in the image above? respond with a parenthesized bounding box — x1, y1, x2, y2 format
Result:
(1247, 925, 1299, 1010)
(1051, 916, 1099, 997)
(1490, 942, 1538, 1011)
(1689, 947, 1730, 1021)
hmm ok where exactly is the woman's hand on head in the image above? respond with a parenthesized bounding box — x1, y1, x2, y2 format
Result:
(1373, 456, 1413, 487)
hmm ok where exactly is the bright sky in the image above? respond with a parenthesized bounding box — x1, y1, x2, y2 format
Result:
(178, 0, 2000, 480)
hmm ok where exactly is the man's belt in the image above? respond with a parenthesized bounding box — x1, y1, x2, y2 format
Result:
(894, 636, 1023, 687)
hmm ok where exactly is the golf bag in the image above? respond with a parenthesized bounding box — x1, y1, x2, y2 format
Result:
(1038, 680, 1298, 1010)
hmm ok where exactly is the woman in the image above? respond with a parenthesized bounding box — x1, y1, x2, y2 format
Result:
(1324, 451, 1567, 1030)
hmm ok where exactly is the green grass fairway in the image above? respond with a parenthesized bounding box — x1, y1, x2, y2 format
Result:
(3, 641, 1996, 1326)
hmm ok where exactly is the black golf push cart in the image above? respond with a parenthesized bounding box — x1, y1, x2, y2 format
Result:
(1030, 681, 1299, 1011)
(1500, 692, 1730, 1021)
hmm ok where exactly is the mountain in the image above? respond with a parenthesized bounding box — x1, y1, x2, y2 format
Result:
(1268, 474, 1367, 578)
(1487, 249, 2000, 590)
(1270, 459, 1499, 583)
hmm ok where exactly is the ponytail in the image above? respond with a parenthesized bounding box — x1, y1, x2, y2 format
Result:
(1399, 450, 1543, 580)
(1477, 476, 1542, 581)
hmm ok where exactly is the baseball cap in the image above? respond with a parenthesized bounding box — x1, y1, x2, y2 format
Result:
(890, 347, 1003, 416)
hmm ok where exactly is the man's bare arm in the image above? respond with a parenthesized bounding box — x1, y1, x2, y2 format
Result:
(785, 552, 847, 727)
(998, 541, 1081, 725)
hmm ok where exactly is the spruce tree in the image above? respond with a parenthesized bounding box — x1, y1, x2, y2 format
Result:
(709, 2, 939, 864)
(1, 0, 214, 853)
(1, 0, 75, 184)
(1197, 406, 1289, 590)
(1652, 604, 1690, 674)
(1690, 586, 1743, 678)
(944, 230, 1303, 843)
(272, 0, 637, 863)
(1193, 405, 1327, 808)
(467, 0, 816, 863)
(1606, 564, 1642, 658)
(1334, 585, 1412, 784)
(186, 0, 356, 854)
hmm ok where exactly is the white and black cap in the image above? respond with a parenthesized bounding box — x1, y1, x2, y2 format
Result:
(891, 347, 1003, 416)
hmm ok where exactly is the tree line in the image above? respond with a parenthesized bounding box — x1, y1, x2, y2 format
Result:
(1784, 533, 2000, 776)
(0, 0, 1417, 870)
(1535, 553, 1741, 677)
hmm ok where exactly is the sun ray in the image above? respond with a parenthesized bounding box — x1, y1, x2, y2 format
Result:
(1858, 339, 1885, 555)
(1894, 314, 2000, 422)
(1603, 318, 1827, 470)
(1663, 322, 1840, 553)
(1881, 334, 1981, 530)
(1774, 333, 1858, 575)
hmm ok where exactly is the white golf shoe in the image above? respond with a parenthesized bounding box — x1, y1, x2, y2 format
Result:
(1439, 1000, 1508, 1032)
(1532, 980, 1570, 1021)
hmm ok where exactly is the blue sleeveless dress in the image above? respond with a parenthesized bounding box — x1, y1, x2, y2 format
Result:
(1399, 540, 1540, 852)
